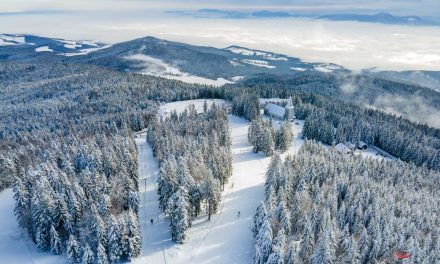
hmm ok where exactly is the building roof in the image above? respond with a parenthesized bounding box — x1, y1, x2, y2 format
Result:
(335, 143, 352, 154)
(265, 103, 285, 118)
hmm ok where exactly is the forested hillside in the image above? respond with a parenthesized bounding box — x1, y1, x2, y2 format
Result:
(226, 88, 440, 172)
(0, 61, 221, 190)
(1, 38, 439, 263)
(254, 141, 440, 263)
(147, 104, 233, 242)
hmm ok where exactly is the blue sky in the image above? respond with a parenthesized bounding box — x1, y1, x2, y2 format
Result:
(1, 0, 439, 16)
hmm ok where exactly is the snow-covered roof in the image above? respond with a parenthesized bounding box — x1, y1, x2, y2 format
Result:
(265, 103, 285, 118)
(335, 143, 351, 154)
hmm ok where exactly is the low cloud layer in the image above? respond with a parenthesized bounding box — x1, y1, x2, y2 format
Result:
(373, 94, 440, 128)
(1, 1, 440, 71)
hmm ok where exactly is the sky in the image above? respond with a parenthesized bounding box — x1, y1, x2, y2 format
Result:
(1, 0, 440, 71)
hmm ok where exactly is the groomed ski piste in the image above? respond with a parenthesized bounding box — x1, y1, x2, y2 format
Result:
(134, 99, 305, 264)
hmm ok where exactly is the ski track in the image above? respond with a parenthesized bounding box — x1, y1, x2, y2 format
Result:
(134, 99, 305, 264)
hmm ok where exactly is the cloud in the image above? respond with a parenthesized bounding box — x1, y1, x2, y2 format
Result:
(373, 94, 440, 128)
(1, 1, 440, 71)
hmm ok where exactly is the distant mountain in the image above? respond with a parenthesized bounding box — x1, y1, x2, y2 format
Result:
(0, 34, 109, 60)
(318, 12, 439, 26)
(251, 10, 293, 18)
(1, 33, 439, 93)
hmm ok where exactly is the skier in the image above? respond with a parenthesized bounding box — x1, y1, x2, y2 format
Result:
(237, 211, 240, 218)
(150, 218, 154, 224)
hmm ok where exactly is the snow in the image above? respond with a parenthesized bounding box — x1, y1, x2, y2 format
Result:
(314, 64, 341, 73)
(135, 99, 304, 264)
(259, 98, 288, 105)
(335, 143, 352, 154)
(0, 34, 26, 46)
(355, 146, 394, 161)
(229, 60, 242, 67)
(158, 99, 226, 118)
(231, 76, 245, 81)
(226, 47, 288, 61)
(0, 189, 66, 264)
(35, 46, 53, 52)
(227, 47, 255, 56)
(290, 67, 307, 71)
(241, 59, 276, 69)
(125, 54, 234, 87)
(61, 44, 112, 57)
(265, 103, 286, 118)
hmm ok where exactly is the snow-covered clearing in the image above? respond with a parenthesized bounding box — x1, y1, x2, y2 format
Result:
(290, 67, 307, 71)
(61, 44, 112, 57)
(0, 34, 26, 46)
(0, 189, 66, 264)
(314, 64, 342, 73)
(124, 54, 234, 87)
(135, 99, 304, 264)
(226, 47, 288, 61)
(35, 46, 53, 52)
(241, 59, 276, 69)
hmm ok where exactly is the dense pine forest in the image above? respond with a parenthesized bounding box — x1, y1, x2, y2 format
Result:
(0, 61, 220, 262)
(253, 140, 440, 263)
(147, 104, 233, 242)
(1, 56, 440, 263)
(226, 88, 440, 171)
(248, 118, 293, 156)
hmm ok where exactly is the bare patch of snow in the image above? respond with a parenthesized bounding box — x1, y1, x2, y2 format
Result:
(61, 44, 112, 56)
(229, 60, 242, 67)
(290, 67, 307, 71)
(241, 59, 275, 69)
(314, 64, 341, 73)
(125, 54, 234, 87)
(35, 46, 53, 52)
(0, 34, 26, 46)
(0, 189, 66, 264)
(227, 47, 288, 61)
(231, 76, 245, 81)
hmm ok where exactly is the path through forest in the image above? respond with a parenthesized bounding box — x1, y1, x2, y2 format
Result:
(134, 99, 305, 264)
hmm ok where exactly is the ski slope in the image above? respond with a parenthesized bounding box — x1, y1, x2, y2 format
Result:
(0, 189, 66, 264)
(134, 99, 305, 264)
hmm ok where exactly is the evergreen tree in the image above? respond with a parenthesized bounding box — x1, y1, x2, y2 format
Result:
(107, 215, 123, 263)
(67, 234, 81, 264)
(50, 225, 62, 255)
(96, 243, 109, 264)
(255, 217, 273, 264)
(167, 187, 190, 243)
(82, 243, 94, 264)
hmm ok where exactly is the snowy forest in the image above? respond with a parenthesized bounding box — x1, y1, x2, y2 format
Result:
(253, 140, 440, 263)
(225, 87, 440, 171)
(1, 56, 440, 263)
(0, 61, 221, 262)
(147, 103, 233, 243)
(248, 118, 293, 156)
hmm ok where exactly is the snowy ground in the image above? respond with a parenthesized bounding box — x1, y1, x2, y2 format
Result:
(124, 54, 236, 87)
(158, 99, 226, 119)
(135, 99, 305, 264)
(0, 189, 66, 264)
